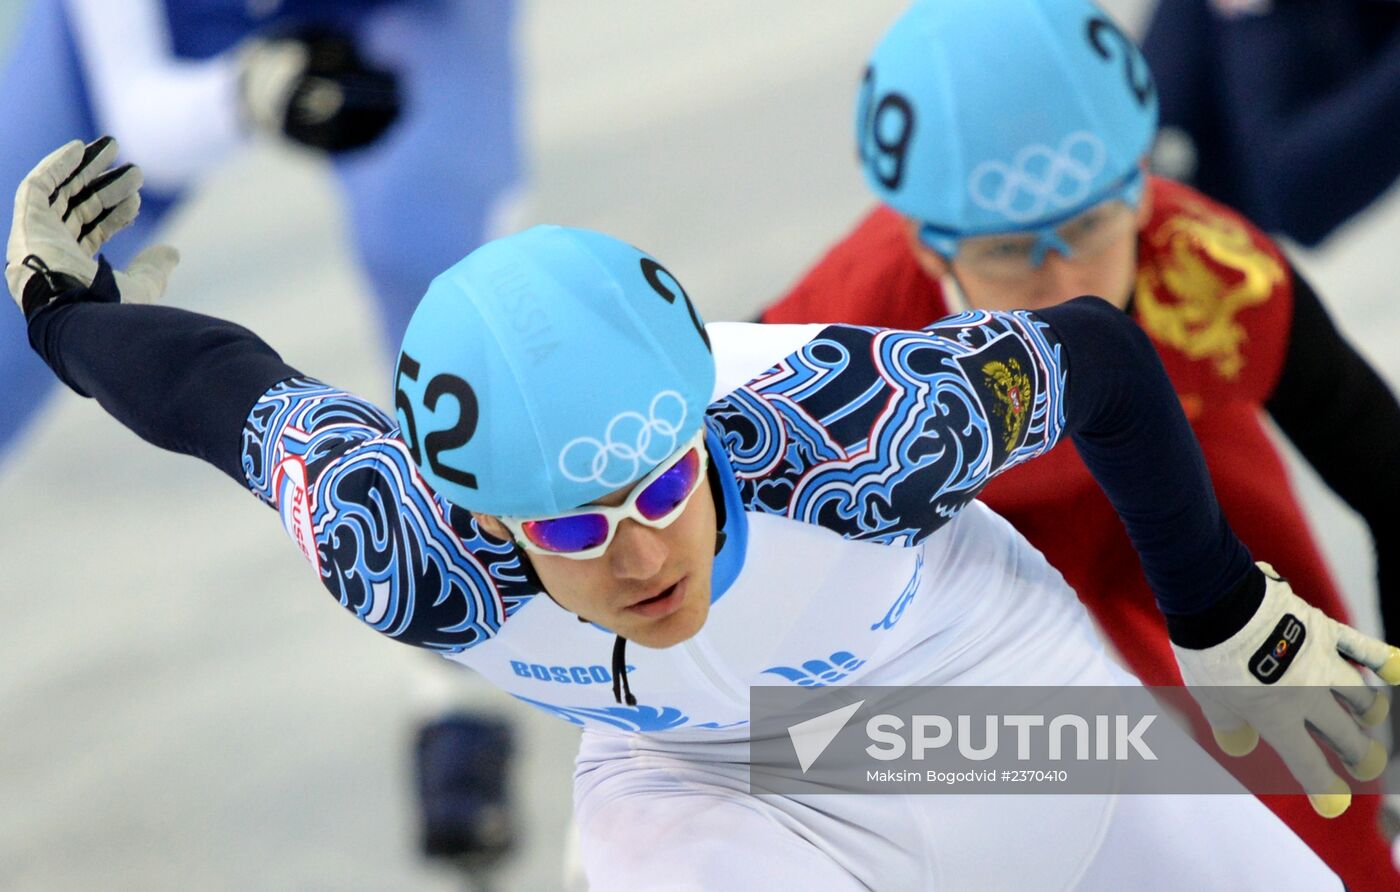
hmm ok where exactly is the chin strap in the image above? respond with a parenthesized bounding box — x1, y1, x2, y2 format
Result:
(708, 452, 729, 556)
(611, 636, 637, 706)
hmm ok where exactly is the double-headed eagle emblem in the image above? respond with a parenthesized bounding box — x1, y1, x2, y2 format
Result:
(981, 358, 1031, 454)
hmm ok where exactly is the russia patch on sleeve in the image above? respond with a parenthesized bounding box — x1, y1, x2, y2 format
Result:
(274, 455, 323, 576)
(952, 332, 1038, 469)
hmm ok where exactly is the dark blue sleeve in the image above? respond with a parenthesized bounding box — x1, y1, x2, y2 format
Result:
(1266, 268, 1400, 642)
(1035, 297, 1261, 646)
(26, 259, 299, 483)
(24, 260, 535, 652)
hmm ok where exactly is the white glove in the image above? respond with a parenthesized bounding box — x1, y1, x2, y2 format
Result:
(6, 137, 178, 316)
(1173, 562, 1400, 818)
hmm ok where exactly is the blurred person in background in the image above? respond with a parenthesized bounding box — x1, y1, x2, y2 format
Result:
(0, 0, 522, 872)
(761, 0, 1400, 886)
(1142, 0, 1400, 246)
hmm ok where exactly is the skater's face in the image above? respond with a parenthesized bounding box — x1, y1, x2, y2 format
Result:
(901, 182, 1151, 314)
(474, 457, 717, 648)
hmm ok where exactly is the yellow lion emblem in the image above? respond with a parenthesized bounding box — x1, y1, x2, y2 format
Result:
(1134, 205, 1284, 380)
(982, 358, 1031, 453)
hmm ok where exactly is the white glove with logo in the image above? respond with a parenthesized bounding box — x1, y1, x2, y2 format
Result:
(1173, 562, 1400, 818)
(6, 137, 178, 317)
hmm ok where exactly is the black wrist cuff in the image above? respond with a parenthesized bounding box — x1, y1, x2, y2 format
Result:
(1165, 566, 1268, 649)
(22, 255, 118, 321)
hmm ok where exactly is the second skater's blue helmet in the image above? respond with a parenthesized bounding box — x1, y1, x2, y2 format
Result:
(857, 0, 1158, 244)
(395, 225, 716, 516)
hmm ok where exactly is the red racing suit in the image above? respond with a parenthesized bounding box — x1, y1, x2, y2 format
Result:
(764, 175, 1399, 891)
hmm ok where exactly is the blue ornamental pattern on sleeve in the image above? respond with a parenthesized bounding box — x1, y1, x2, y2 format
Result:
(709, 312, 1066, 545)
(243, 377, 396, 503)
(241, 377, 536, 652)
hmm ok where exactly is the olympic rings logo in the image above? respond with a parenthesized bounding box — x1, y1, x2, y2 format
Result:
(967, 132, 1107, 224)
(558, 390, 689, 487)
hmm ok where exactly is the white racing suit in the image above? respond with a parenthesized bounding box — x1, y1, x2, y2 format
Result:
(233, 317, 1340, 890)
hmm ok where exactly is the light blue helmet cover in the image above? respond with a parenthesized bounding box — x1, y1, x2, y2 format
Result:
(857, 0, 1158, 233)
(395, 225, 716, 517)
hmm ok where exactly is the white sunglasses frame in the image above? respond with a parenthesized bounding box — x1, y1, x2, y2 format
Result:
(499, 431, 709, 560)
